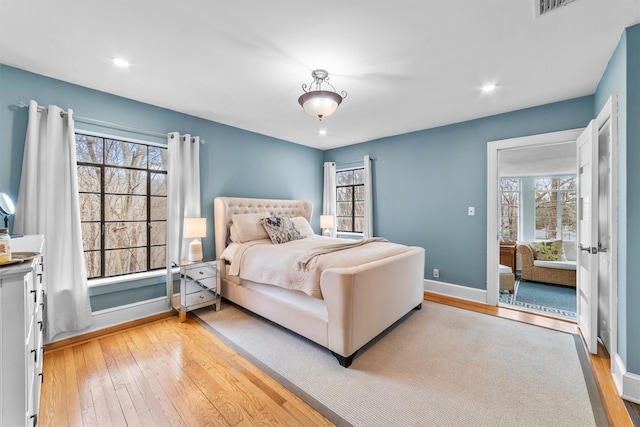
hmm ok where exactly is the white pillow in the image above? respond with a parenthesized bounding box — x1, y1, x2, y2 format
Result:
(230, 212, 270, 243)
(291, 216, 315, 238)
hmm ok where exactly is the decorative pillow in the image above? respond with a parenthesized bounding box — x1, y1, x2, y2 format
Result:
(261, 214, 303, 244)
(530, 240, 567, 261)
(230, 212, 270, 243)
(291, 216, 315, 238)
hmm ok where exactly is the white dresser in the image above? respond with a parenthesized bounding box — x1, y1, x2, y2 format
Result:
(0, 235, 45, 426)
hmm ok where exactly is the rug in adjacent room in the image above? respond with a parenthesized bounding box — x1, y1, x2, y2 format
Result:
(500, 279, 577, 319)
(193, 300, 604, 427)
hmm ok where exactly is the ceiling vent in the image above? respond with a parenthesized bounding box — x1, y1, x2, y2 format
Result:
(535, 0, 577, 17)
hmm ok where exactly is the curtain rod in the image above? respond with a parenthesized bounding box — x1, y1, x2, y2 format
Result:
(15, 102, 205, 144)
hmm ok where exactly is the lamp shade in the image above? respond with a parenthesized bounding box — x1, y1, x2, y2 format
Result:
(184, 217, 206, 238)
(320, 215, 334, 229)
(298, 91, 343, 119)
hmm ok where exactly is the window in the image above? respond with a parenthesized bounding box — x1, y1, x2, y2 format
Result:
(336, 168, 364, 233)
(500, 178, 520, 241)
(76, 133, 168, 279)
(535, 176, 577, 241)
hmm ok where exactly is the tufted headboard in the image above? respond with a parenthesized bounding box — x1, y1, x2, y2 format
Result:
(213, 197, 313, 258)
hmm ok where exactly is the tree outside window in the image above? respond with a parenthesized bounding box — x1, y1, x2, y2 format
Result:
(76, 134, 167, 278)
(535, 176, 577, 241)
(336, 168, 364, 233)
(500, 178, 520, 241)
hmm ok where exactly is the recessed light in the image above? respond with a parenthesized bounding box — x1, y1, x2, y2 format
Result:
(318, 129, 327, 136)
(112, 57, 130, 68)
(481, 83, 497, 93)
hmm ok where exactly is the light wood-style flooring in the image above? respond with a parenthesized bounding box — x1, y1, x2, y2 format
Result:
(40, 294, 635, 426)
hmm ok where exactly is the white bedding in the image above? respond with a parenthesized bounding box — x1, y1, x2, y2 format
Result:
(222, 236, 412, 298)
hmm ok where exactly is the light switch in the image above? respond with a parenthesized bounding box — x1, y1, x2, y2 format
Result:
(468, 207, 475, 216)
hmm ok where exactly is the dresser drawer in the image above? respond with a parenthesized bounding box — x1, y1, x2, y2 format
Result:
(184, 262, 218, 280)
(184, 289, 216, 308)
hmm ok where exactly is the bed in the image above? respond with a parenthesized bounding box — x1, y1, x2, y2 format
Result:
(214, 196, 426, 367)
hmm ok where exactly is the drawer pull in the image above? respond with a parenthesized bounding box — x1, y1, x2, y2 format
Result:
(31, 349, 37, 363)
(199, 271, 204, 275)
(38, 273, 42, 284)
(38, 320, 43, 331)
(30, 289, 37, 303)
(40, 372, 44, 383)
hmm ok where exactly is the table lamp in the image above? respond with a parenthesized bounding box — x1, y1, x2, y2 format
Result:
(320, 215, 334, 237)
(184, 217, 206, 261)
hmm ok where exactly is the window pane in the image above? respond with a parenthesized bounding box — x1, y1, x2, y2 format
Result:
(150, 246, 166, 270)
(105, 248, 147, 276)
(84, 251, 101, 279)
(105, 195, 147, 221)
(337, 187, 352, 202)
(150, 221, 166, 246)
(79, 194, 101, 221)
(149, 146, 168, 171)
(353, 169, 364, 185)
(105, 222, 147, 249)
(336, 170, 353, 186)
(337, 202, 352, 216)
(354, 185, 365, 201)
(76, 135, 103, 164)
(105, 167, 147, 195)
(337, 217, 352, 232)
(77, 166, 101, 193)
(150, 196, 166, 221)
(354, 201, 364, 216)
(354, 217, 365, 233)
(81, 222, 101, 251)
(150, 172, 166, 196)
(105, 139, 147, 168)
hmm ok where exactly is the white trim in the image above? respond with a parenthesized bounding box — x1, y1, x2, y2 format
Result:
(622, 371, 640, 404)
(614, 352, 640, 403)
(46, 297, 173, 344)
(88, 267, 178, 288)
(423, 279, 487, 304)
(76, 127, 167, 148)
(486, 128, 583, 306)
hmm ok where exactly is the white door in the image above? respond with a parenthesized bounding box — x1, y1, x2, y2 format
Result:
(577, 120, 599, 354)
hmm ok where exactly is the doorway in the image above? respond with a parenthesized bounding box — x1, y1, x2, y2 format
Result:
(486, 96, 617, 358)
(494, 140, 579, 320)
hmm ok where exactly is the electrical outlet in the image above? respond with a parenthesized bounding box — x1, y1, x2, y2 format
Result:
(468, 206, 475, 216)
(433, 268, 439, 278)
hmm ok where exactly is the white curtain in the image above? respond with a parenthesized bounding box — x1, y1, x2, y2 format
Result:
(363, 155, 374, 238)
(14, 100, 93, 341)
(166, 132, 201, 303)
(322, 162, 337, 237)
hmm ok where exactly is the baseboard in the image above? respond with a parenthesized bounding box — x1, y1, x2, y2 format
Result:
(423, 279, 487, 304)
(46, 296, 173, 345)
(620, 363, 640, 404)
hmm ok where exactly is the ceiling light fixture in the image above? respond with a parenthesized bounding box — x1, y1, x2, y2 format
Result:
(112, 57, 130, 68)
(481, 83, 497, 93)
(298, 69, 346, 120)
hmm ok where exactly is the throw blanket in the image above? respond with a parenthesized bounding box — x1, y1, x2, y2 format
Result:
(222, 236, 410, 299)
(297, 237, 388, 271)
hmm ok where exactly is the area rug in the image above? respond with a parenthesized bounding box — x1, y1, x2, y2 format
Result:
(500, 279, 577, 319)
(193, 301, 605, 426)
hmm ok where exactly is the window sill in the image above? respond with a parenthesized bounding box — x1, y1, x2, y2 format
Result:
(337, 232, 364, 238)
(88, 267, 179, 288)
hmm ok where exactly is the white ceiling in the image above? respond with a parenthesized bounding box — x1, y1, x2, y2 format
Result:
(1, 1, 639, 150)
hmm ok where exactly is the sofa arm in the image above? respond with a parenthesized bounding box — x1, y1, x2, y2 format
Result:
(517, 243, 535, 279)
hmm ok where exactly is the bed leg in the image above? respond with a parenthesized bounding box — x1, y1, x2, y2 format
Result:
(414, 303, 422, 310)
(331, 351, 357, 368)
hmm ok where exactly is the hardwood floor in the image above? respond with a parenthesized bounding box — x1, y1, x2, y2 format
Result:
(39, 316, 333, 426)
(40, 294, 634, 426)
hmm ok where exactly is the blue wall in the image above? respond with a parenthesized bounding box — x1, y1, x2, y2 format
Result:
(0, 64, 324, 309)
(324, 97, 593, 289)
